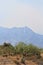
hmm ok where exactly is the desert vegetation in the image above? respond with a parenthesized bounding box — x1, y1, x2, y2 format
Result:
(0, 42, 43, 65)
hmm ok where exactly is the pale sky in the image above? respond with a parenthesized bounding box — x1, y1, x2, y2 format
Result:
(0, 0, 43, 34)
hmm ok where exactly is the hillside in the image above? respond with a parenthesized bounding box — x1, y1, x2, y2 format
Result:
(0, 43, 43, 65)
(0, 27, 43, 47)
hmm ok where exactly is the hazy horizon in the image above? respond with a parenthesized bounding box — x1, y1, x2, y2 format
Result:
(0, 0, 43, 34)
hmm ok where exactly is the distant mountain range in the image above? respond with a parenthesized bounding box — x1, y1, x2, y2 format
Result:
(0, 27, 43, 47)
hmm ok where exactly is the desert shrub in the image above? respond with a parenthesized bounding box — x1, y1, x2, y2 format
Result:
(0, 42, 41, 59)
(21, 56, 25, 64)
(0, 42, 15, 56)
(40, 48, 43, 53)
(26, 44, 41, 58)
(14, 60, 20, 65)
(15, 42, 26, 54)
(3, 42, 11, 47)
(15, 43, 41, 58)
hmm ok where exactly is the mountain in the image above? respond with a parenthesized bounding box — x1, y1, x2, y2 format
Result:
(0, 27, 43, 47)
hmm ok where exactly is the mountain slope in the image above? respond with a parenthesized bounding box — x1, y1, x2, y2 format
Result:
(0, 27, 43, 47)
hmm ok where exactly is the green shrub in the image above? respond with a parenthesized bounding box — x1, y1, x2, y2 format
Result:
(0, 42, 41, 59)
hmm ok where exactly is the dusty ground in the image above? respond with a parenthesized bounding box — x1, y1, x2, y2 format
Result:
(0, 54, 43, 65)
(0, 55, 38, 65)
(41, 53, 43, 58)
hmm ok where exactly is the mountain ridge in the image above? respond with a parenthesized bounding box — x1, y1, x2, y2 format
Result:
(0, 27, 43, 47)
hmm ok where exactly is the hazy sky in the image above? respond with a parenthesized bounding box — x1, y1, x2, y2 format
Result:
(0, 0, 43, 34)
